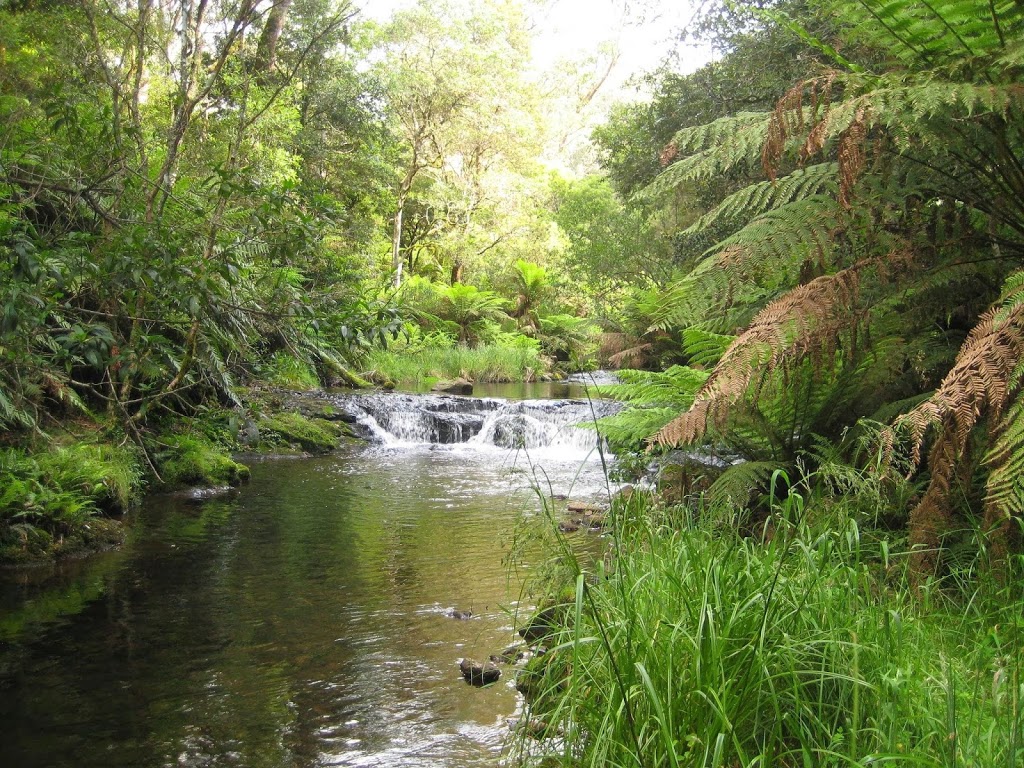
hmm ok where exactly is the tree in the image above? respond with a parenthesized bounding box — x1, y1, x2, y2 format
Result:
(375, 0, 537, 287)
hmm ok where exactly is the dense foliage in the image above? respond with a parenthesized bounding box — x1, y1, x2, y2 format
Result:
(597, 0, 1024, 577)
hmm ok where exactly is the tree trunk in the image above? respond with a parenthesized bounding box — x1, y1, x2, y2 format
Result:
(255, 0, 293, 72)
(392, 196, 405, 288)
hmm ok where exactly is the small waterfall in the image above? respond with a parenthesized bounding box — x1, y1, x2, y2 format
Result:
(337, 392, 618, 459)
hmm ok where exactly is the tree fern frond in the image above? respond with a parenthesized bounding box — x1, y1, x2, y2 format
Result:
(984, 380, 1024, 520)
(593, 366, 709, 449)
(681, 329, 735, 368)
(827, 0, 1024, 66)
(669, 111, 772, 156)
(896, 303, 1024, 466)
(644, 113, 771, 197)
(599, 365, 709, 407)
(711, 195, 843, 267)
(683, 163, 839, 237)
(648, 257, 771, 332)
(653, 267, 864, 448)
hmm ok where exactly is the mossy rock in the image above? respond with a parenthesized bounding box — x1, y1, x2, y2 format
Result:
(1, 517, 126, 565)
(155, 434, 250, 488)
(259, 412, 341, 453)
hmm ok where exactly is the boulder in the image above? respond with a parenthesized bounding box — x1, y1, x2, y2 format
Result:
(459, 658, 501, 686)
(432, 378, 474, 395)
(566, 500, 605, 515)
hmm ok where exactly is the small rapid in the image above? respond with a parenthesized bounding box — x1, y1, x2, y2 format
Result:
(333, 392, 620, 500)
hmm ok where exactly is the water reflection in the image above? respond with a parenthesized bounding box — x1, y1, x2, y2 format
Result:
(0, 428, 609, 767)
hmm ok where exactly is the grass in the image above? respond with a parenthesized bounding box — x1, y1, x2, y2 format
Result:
(513, 488, 1024, 768)
(360, 342, 548, 386)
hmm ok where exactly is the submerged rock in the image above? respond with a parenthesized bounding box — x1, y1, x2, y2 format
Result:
(173, 486, 236, 502)
(459, 658, 500, 686)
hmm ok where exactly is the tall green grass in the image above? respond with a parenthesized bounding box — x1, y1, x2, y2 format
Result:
(514, 489, 1024, 767)
(361, 343, 547, 385)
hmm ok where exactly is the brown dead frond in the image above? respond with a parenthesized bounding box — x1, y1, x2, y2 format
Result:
(893, 303, 1024, 576)
(609, 343, 653, 369)
(897, 303, 1024, 465)
(838, 107, 869, 209)
(651, 267, 863, 447)
(766, 74, 840, 178)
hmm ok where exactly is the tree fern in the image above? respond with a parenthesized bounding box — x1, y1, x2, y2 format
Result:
(643, 112, 771, 197)
(828, 0, 1024, 67)
(681, 328, 735, 368)
(682, 163, 839, 237)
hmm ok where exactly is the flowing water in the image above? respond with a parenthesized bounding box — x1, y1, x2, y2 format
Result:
(0, 391, 618, 768)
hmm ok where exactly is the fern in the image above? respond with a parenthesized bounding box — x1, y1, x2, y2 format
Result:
(643, 112, 771, 197)
(707, 460, 784, 509)
(683, 163, 839, 237)
(827, 0, 1024, 66)
(681, 329, 735, 368)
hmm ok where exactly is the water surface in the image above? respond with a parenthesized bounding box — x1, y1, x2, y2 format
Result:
(0, 396, 612, 768)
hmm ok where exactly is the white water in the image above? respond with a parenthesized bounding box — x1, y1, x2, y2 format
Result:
(343, 393, 618, 500)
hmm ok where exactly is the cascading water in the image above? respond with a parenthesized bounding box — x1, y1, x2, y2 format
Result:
(334, 391, 621, 499)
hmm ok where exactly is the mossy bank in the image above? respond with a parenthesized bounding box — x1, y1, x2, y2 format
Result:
(1, 392, 357, 566)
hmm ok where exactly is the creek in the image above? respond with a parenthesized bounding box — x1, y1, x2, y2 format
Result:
(0, 385, 617, 768)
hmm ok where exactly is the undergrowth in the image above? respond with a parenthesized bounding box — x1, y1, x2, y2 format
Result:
(514, 485, 1024, 767)
(360, 341, 548, 385)
(0, 443, 144, 562)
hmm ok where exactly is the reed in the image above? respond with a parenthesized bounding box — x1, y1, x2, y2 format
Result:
(514, 489, 1024, 767)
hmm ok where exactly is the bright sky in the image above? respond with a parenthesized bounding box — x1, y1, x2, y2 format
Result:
(358, 0, 715, 92)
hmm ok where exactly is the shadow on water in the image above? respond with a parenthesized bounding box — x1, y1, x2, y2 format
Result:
(0, 391, 616, 768)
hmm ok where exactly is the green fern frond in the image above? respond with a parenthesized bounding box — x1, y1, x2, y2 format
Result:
(826, 0, 1024, 66)
(596, 406, 686, 448)
(712, 195, 843, 272)
(681, 329, 735, 368)
(643, 113, 771, 196)
(670, 111, 771, 155)
(983, 270, 1024, 521)
(599, 365, 709, 407)
(683, 163, 839, 236)
(594, 366, 710, 449)
(707, 460, 783, 508)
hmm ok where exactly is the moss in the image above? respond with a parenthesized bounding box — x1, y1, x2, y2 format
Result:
(155, 434, 249, 488)
(259, 412, 340, 453)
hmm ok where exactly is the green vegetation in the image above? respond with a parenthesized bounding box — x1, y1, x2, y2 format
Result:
(2, 0, 1023, 760)
(516, 488, 1024, 767)
(0, 442, 142, 562)
(153, 433, 249, 489)
(257, 412, 343, 454)
(360, 329, 547, 386)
